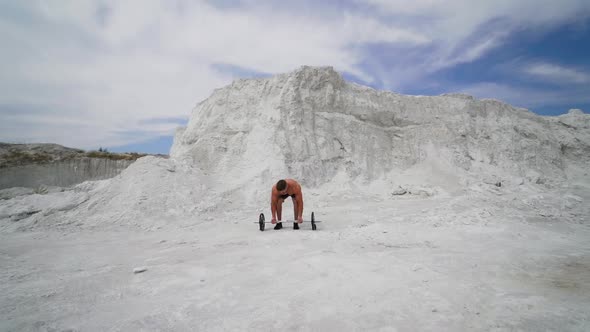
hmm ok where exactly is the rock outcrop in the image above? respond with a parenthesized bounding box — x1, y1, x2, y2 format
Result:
(171, 66, 590, 188)
(0, 143, 144, 189)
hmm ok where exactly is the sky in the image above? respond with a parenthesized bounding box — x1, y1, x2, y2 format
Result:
(1, 0, 589, 154)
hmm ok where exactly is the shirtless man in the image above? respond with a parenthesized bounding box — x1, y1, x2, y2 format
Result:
(270, 179, 304, 230)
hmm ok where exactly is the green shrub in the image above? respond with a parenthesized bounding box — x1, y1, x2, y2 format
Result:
(33, 185, 49, 195)
(2, 150, 53, 167)
(85, 151, 147, 161)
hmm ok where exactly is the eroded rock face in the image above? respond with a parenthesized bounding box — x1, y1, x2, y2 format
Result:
(2, 66, 589, 231)
(0, 158, 135, 189)
(171, 66, 590, 187)
(0, 143, 140, 189)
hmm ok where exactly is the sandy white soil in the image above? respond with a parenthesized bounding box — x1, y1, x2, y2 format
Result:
(2, 66, 589, 331)
(2, 188, 588, 332)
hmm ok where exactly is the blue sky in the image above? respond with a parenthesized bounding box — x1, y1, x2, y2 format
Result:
(1, 0, 589, 154)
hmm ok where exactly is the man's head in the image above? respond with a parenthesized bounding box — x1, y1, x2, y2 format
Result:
(276, 179, 287, 194)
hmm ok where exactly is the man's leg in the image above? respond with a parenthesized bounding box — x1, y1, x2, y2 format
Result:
(292, 198, 299, 230)
(275, 200, 283, 230)
(277, 200, 283, 220)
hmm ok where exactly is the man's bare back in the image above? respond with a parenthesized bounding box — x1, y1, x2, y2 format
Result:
(270, 179, 304, 229)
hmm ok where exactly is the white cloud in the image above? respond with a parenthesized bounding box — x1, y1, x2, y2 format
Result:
(0, 0, 428, 150)
(359, 0, 590, 71)
(525, 63, 590, 83)
(429, 32, 507, 71)
(1, 0, 589, 151)
(362, 0, 590, 38)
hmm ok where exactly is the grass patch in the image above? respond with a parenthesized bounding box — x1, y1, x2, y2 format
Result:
(85, 151, 148, 160)
(1, 150, 54, 167)
(1, 148, 150, 168)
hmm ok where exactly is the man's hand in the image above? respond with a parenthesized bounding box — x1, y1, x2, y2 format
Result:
(271, 218, 277, 224)
(297, 216, 303, 224)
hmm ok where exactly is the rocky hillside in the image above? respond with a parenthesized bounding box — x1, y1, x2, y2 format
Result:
(0, 143, 161, 189)
(0, 143, 147, 168)
(2, 66, 588, 230)
(171, 66, 590, 189)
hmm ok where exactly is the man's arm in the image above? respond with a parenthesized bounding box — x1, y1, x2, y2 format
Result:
(296, 192, 303, 222)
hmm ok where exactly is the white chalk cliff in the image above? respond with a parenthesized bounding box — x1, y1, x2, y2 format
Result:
(171, 66, 589, 188)
(2, 67, 590, 331)
(2, 66, 589, 230)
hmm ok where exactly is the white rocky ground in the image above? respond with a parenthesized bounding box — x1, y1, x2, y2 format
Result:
(1, 66, 589, 331)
